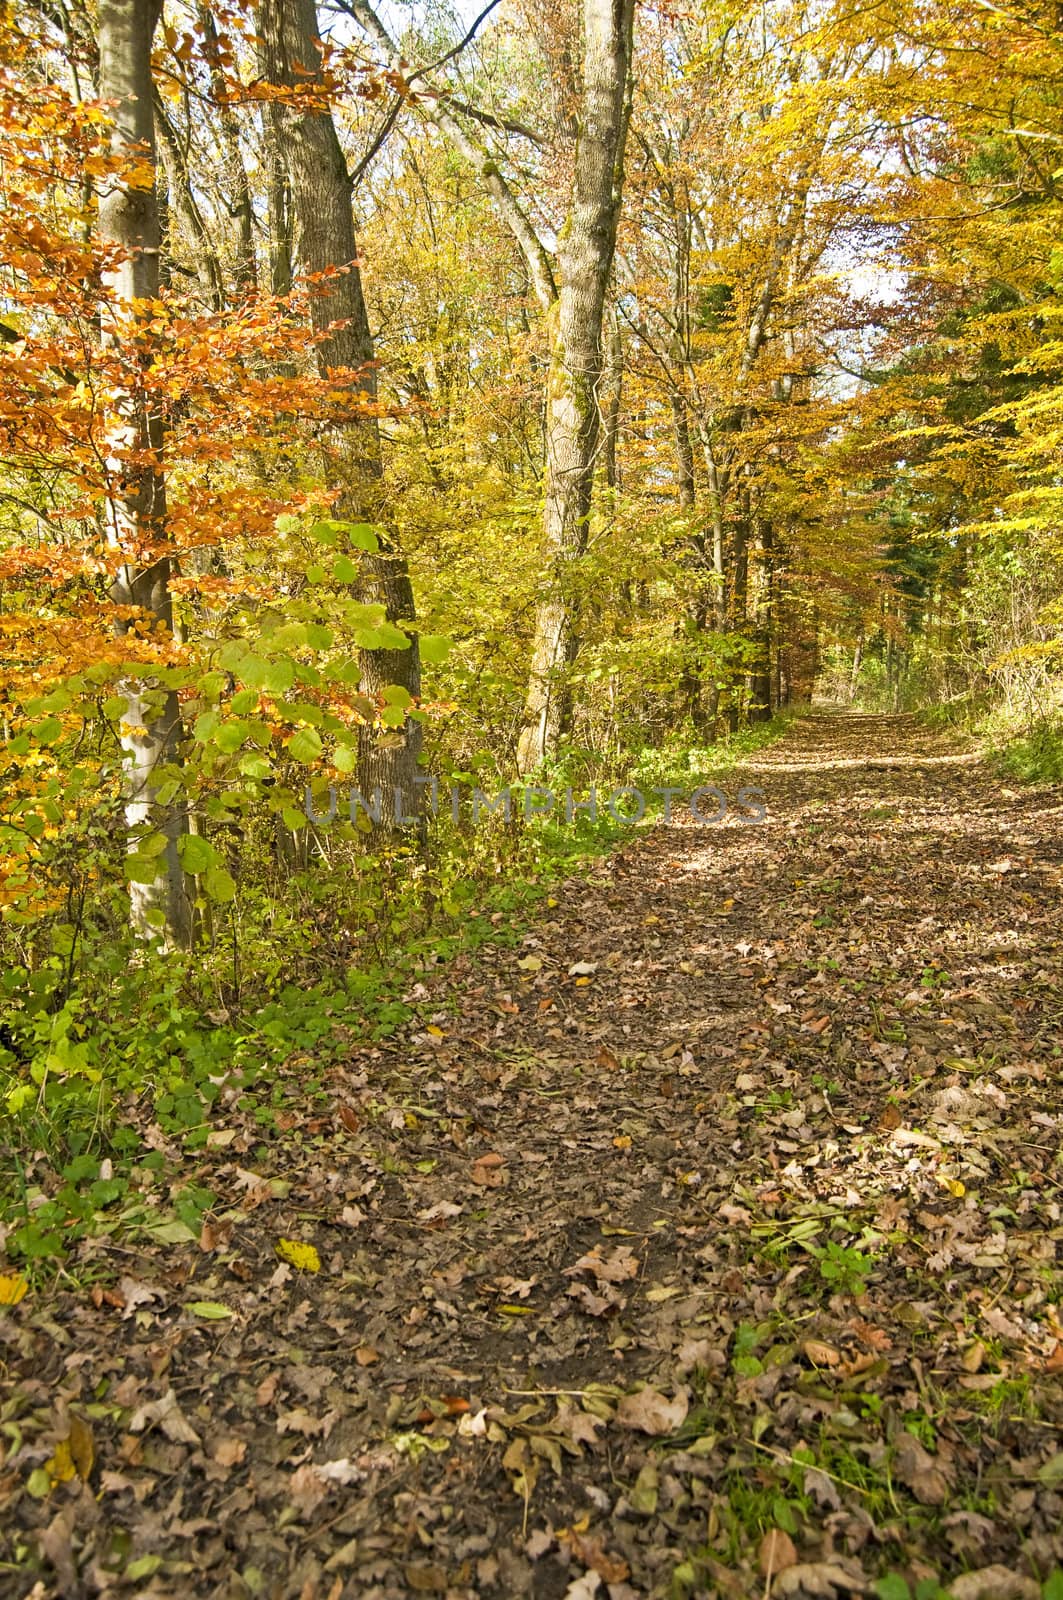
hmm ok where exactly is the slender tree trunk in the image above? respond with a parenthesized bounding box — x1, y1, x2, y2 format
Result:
(516, 0, 636, 772)
(259, 0, 422, 826)
(748, 517, 774, 723)
(600, 304, 622, 494)
(153, 89, 225, 307)
(99, 0, 191, 945)
(199, 3, 257, 294)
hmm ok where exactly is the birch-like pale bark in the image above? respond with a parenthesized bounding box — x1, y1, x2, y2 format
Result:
(98, 0, 191, 945)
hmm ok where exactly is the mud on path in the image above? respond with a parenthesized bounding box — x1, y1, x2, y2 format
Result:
(4, 713, 1063, 1599)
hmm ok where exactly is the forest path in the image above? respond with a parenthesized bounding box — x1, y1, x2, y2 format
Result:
(8, 713, 1063, 1599)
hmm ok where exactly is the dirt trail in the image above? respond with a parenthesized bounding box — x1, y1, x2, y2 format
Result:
(5, 713, 1063, 1599)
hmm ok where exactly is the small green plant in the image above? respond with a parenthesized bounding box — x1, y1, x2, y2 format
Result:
(813, 1240, 873, 1296)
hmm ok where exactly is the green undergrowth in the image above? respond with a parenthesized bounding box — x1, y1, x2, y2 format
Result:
(0, 715, 794, 1268)
(917, 698, 1063, 783)
(988, 717, 1063, 783)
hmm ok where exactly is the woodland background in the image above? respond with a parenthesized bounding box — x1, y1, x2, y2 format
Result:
(1, 0, 1062, 1217)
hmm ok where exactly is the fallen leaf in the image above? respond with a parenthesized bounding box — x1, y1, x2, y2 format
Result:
(0, 1271, 29, 1305)
(129, 1388, 201, 1446)
(186, 1300, 234, 1319)
(615, 1385, 689, 1435)
(45, 1415, 94, 1486)
(948, 1568, 1039, 1600)
(568, 1532, 630, 1584)
(213, 1437, 247, 1467)
(758, 1528, 798, 1578)
(564, 1245, 640, 1285)
(772, 1561, 868, 1595)
(893, 1430, 950, 1505)
(275, 1238, 321, 1272)
(801, 1339, 842, 1368)
(471, 1152, 506, 1187)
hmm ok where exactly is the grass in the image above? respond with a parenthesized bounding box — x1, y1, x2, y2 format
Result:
(988, 718, 1063, 782)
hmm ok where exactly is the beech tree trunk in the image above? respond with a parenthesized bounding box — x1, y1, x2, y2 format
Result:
(259, 0, 422, 827)
(516, 0, 636, 772)
(98, 0, 191, 946)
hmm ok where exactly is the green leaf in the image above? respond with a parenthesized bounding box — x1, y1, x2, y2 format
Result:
(333, 742, 358, 773)
(381, 684, 413, 708)
(203, 868, 237, 904)
(34, 716, 63, 745)
(186, 1300, 233, 1320)
(333, 555, 358, 584)
(284, 700, 322, 725)
(125, 1556, 164, 1581)
(177, 834, 215, 874)
(264, 659, 295, 694)
(275, 513, 301, 533)
(346, 522, 379, 551)
(238, 657, 270, 690)
(288, 727, 323, 764)
(138, 830, 171, 859)
(144, 1218, 197, 1244)
(419, 634, 452, 665)
(873, 1578, 911, 1600)
(240, 752, 273, 780)
(125, 854, 161, 885)
(270, 623, 308, 649)
(214, 720, 250, 754)
(376, 621, 411, 650)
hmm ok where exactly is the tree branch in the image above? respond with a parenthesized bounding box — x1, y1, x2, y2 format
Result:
(333, 0, 557, 310)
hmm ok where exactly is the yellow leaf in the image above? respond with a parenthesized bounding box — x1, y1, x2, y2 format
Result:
(613, 1134, 632, 1149)
(46, 1439, 77, 1484)
(276, 1238, 321, 1272)
(46, 1416, 93, 1485)
(0, 1272, 29, 1305)
(937, 1173, 966, 1198)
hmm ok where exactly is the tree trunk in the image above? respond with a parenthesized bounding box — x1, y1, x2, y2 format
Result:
(600, 304, 622, 493)
(98, 0, 191, 946)
(748, 516, 774, 723)
(849, 636, 863, 702)
(516, 0, 635, 773)
(198, 3, 257, 294)
(258, 0, 422, 827)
